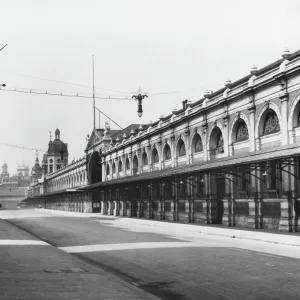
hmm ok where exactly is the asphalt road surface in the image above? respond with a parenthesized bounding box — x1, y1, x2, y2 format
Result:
(2, 209, 300, 300)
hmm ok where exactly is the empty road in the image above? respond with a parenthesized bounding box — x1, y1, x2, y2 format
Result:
(1, 209, 300, 300)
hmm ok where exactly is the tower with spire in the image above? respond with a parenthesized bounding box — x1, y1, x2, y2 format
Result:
(42, 128, 69, 174)
(31, 151, 42, 182)
(0, 163, 9, 183)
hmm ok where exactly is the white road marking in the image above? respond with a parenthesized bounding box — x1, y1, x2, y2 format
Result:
(228, 248, 251, 253)
(257, 253, 281, 259)
(58, 241, 214, 253)
(0, 239, 50, 246)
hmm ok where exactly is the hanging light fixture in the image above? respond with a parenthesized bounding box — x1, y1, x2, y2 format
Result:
(132, 93, 148, 118)
(263, 170, 268, 176)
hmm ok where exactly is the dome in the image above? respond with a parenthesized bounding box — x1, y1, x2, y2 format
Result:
(55, 128, 60, 136)
(51, 139, 68, 154)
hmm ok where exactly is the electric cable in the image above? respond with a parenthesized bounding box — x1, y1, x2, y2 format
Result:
(0, 87, 133, 100)
(0, 70, 129, 94)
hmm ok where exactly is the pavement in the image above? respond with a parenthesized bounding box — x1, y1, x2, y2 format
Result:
(1, 209, 300, 300)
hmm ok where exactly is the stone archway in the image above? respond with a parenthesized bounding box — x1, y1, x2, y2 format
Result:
(88, 151, 102, 184)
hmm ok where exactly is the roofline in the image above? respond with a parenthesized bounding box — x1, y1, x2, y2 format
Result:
(82, 142, 300, 189)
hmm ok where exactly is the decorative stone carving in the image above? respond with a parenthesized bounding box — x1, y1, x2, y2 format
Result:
(263, 111, 280, 135)
(223, 114, 229, 127)
(194, 135, 203, 152)
(236, 121, 249, 141)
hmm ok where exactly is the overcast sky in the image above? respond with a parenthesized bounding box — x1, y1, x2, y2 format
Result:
(0, 0, 300, 174)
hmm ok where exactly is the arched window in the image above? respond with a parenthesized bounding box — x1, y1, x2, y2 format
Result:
(142, 152, 148, 165)
(216, 131, 224, 154)
(125, 158, 130, 170)
(152, 148, 159, 163)
(193, 134, 203, 152)
(177, 139, 186, 157)
(236, 120, 249, 142)
(112, 162, 116, 173)
(164, 144, 171, 160)
(132, 155, 138, 174)
(263, 110, 280, 135)
(106, 165, 110, 175)
(118, 160, 123, 172)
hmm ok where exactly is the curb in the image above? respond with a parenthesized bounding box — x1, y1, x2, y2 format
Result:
(35, 209, 300, 247)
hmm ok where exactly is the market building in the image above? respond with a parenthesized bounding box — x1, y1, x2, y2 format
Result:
(25, 49, 300, 232)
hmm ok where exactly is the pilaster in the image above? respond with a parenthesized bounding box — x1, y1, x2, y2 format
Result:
(248, 104, 256, 152)
(280, 92, 289, 145)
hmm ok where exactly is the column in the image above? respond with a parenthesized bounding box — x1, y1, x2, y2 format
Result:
(279, 160, 293, 231)
(222, 173, 232, 226)
(188, 176, 194, 223)
(248, 164, 258, 228)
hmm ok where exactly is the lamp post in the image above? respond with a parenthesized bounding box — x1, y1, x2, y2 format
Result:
(132, 93, 148, 117)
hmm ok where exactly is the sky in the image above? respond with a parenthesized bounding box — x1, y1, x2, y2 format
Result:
(0, 0, 300, 174)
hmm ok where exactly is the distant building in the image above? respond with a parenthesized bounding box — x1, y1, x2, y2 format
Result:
(16, 161, 30, 177)
(0, 162, 30, 209)
(0, 163, 10, 183)
(42, 128, 69, 174)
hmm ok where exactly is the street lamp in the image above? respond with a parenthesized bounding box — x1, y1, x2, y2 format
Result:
(132, 93, 148, 117)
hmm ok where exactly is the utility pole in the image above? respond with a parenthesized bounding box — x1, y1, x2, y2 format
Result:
(0, 44, 7, 87)
(92, 55, 96, 129)
(0, 44, 7, 52)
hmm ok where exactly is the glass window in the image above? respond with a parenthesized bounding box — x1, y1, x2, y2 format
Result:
(178, 140, 186, 157)
(152, 149, 159, 163)
(216, 132, 224, 154)
(142, 153, 148, 165)
(126, 158, 130, 170)
(118, 161, 123, 171)
(164, 145, 171, 160)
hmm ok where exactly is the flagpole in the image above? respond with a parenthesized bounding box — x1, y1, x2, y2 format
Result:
(92, 55, 96, 129)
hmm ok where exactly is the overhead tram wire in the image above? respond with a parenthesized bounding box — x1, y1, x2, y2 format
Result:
(0, 85, 125, 131)
(0, 86, 133, 100)
(0, 142, 46, 152)
(0, 70, 129, 94)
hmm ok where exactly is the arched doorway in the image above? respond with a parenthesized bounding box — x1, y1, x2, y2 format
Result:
(88, 151, 102, 184)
